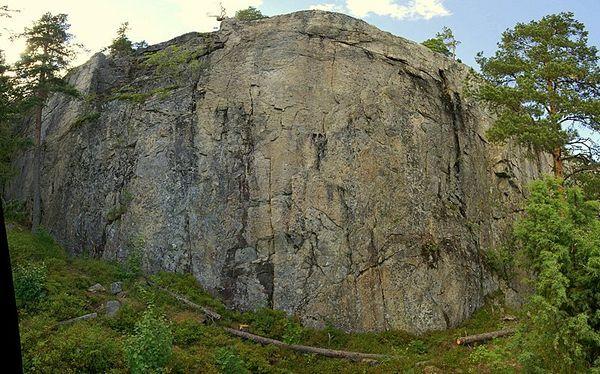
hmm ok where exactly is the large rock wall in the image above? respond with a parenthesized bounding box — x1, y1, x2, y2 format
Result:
(8, 11, 550, 333)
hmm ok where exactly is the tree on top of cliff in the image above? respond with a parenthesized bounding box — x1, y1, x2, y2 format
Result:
(235, 7, 267, 21)
(422, 26, 460, 59)
(14, 12, 82, 231)
(475, 12, 599, 179)
(108, 22, 133, 56)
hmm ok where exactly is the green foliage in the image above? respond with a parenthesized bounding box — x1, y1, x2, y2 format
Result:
(71, 111, 100, 129)
(513, 177, 600, 371)
(469, 345, 514, 372)
(0, 54, 30, 184)
(38, 322, 123, 373)
(27, 322, 124, 372)
(106, 189, 133, 222)
(282, 319, 305, 344)
(422, 37, 451, 56)
(215, 347, 249, 374)
(3, 199, 28, 224)
(234, 7, 267, 21)
(422, 26, 460, 58)
(571, 170, 600, 200)
(408, 339, 428, 355)
(111, 91, 151, 103)
(173, 319, 205, 347)
(143, 44, 208, 78)
(475, 13, 599, 176)
(13, 262, 47, 309)
(119, 235, 145, 280)
(484, 245, 516, 280)
(109, 22, 133, 56)
(124, 306, 173, 373)
(14, 13, 81, 99)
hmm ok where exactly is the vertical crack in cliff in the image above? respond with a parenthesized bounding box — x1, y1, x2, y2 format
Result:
(438, 69, 467, 220)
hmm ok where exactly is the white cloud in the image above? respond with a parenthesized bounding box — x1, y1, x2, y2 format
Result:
(0, 0, 263, 65)
(309, 3, 346, 12)
(345, 0, 450, 20)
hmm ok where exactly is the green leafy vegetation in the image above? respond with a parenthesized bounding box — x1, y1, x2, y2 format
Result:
(475, 12, 599, 179)
(511, 178, 600, 371)
(71, 111, 100, 129)
(235, 7, 267, 21)
(13, 262, 47, 310)
(143, 44, 208, 78)
(124, 306, 173, 373)
(422, 26, 460, 59)
(109, 22, 134, 56)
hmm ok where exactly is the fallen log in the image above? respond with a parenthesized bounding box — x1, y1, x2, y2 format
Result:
(456, 328, 516, 345)
(224, 327, 388, 361)
(146, 278, 222, 320)
(58, 312, 98, 325)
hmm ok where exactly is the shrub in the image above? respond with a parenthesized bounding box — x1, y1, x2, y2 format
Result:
(27, 322, 124, 372)
(45, 291, 88, 320)
(513, 178, 600, 371)
(3, 199, 27, 224)
(282, 319, 305, 345)
(173, 319, 205, 347)
(215, 347, 249, 374)
(124, 306, 173, 373)
(13, 263, 47, 309)
(234, 7, 267, 21)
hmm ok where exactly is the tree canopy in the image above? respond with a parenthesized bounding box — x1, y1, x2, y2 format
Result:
(235, 7, 267, 21)
(422, 26, 460, 59)
(475, 12, 599, 178)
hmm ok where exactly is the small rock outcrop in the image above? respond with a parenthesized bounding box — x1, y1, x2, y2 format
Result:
(8, 11, 550, 333)
(110, 281, 123, 295)
(105, 300, 121, 317)
(88, 283, 106, 293)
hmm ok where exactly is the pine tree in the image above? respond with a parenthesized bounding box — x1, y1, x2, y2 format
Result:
(14, 13, 81, 231)
(108, 22, 133, 56)
(422, 26, 460, 59)
(475, 13, 599, 178)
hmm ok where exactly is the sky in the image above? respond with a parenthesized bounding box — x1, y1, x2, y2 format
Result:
(0, 0, 598, 69)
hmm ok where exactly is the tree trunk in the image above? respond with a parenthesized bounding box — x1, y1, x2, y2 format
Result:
(552, 147, 563, 179)
(224, 327, 388, 361)
(31, 104, 42, 232)
(455, 328, 515, 345)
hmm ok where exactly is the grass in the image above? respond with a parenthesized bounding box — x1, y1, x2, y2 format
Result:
(10, 225, 521, 373)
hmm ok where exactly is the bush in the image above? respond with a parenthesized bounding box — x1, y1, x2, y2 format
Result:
(13, 263, 47, 309)
(215, 347, 249, 374)
(3, 199, 27, 224)
(124, 306, 173, 373)
(27, 322, 124, 372)
(513, 178, 600, 371)
(173, 319, 205, 347)
(234, 7, 267, 21)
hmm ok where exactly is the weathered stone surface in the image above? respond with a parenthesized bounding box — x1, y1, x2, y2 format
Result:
(110, 281, 123, 295)
(105, 300, 121, 317)
(88, 283, 106, 293)
(8, 11, 551, 333)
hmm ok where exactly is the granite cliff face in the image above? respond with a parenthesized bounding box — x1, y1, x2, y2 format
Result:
(8, 11, 550, 333)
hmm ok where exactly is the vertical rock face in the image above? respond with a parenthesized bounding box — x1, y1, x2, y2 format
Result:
(8, 11, 550, 333)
